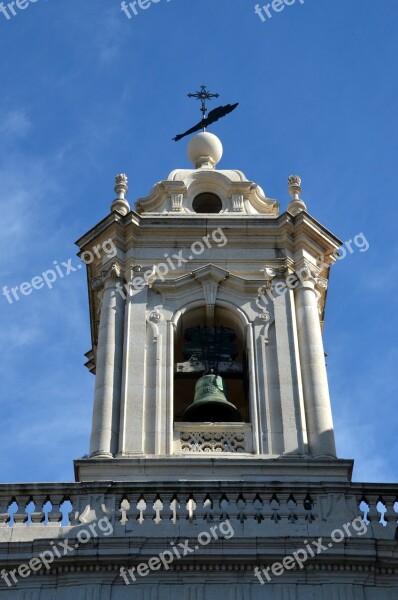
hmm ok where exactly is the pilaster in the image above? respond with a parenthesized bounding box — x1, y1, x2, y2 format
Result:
(89, 262, 126, 458)
(118, 266, 150, 456)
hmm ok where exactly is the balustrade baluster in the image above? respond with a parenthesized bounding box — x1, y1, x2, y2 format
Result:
(303, 494, 315, 523)
(286, 494, 298, 524)
(236, 494, 247, 524)
(169, 494, 180, 524)
(153, 495, 163, 524)
(186, 495, 197, 522)
(253, 494, 264, 523)
(136, 496, 147, 524)
(119, 496, 131, 525)
(47, 495, 64, 525)
(269, 494, 281, 523)
(219, 494, 229, 521)
(13, 496, 30, 526)
(365, 495, 379, 524)
(0, 497, 10, 526)
(30, 495, 46, 525)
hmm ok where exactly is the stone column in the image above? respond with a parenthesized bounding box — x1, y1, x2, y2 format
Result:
(294, 266, 336, 457)
(117, 273, 149, 457)
(89, 263, 125, 457)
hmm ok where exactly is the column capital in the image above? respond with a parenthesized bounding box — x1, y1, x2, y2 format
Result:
(260, 264, 288, 290)
(91, 262, 125, 292)
(102, 262, 124, 281)
(128, 264, 157, 290)
(315, 276, 328, 291)
(294, 262, 322, 290)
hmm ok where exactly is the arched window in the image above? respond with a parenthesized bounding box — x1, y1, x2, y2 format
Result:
(192, 193, 222, 214)
(173, 306, 250, 423)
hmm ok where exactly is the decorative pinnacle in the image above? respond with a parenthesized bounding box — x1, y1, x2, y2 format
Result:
(287, 175, 307, 216)
(114, 173, 128, 200)
(288, 175, 302, 200)
(111, 173, 130, 216)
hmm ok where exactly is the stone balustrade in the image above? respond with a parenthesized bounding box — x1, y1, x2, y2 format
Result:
(0, 482, 396, 542)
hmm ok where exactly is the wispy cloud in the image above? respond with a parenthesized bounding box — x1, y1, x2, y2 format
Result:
(0, 109, 32, 141)
(0, 109, 76, 280)
(331, 342, 398, 483)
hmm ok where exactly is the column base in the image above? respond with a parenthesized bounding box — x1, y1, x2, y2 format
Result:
(89, 451, 114, 459)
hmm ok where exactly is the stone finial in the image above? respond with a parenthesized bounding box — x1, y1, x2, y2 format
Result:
(187, 132, 223, 169)
(288, 175, 302, 199)
(111, 173, 131, 216)
(287, 175, 307, 216)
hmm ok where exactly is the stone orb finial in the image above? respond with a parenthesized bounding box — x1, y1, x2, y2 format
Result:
(187, 132, 223, 169)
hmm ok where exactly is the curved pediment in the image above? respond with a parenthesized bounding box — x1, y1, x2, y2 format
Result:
(135, 167, 279, 216)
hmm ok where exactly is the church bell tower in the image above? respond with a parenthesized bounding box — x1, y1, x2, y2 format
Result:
(74, 130, 352, 483)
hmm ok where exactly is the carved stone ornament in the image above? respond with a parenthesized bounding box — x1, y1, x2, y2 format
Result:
(288, 175, 302, 198)
(132, 264, 157, 288)
(102, 262, 123, 281)
(91, 276, 103, 292)
(202, 281, 219, 307)
(258, 311, 271, 323)
(148, 306, 163, 323)
(295, 264, 321, 285)
(287, 174, 307, 215)
(255, 289, 274, 344)
(180, 429, 248, 453)
(171, 193, 183, 212)
(232, 194, 244, 212)
(258, 265, 288, 293)
(316, 276, 329, 291)
(263, 267, 277, 280)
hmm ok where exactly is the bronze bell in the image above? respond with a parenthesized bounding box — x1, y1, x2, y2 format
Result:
(183, 374, 242, 423)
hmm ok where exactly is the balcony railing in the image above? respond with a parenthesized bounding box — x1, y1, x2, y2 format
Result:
(0, 482, 397, 541)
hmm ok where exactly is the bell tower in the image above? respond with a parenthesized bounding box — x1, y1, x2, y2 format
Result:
(74, 131, 353, 483)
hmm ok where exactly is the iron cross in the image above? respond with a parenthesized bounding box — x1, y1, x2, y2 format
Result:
(188, 85, 220, 125)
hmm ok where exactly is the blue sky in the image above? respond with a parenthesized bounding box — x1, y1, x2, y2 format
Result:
(0, 0, 397, 484)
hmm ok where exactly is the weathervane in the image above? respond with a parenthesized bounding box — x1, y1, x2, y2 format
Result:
(173, 85, 239, 142)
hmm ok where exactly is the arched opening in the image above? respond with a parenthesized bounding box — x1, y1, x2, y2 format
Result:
(192, 193, 222, 214)
(173, 306, 250, 423)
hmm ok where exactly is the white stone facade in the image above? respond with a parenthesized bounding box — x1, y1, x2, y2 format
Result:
(76, 134, 341, 481)
(0, 481, 397, 598)
(0, 133, 397, 598)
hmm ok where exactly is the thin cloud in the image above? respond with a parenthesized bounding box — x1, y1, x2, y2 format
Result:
(0, 109, 32, 140)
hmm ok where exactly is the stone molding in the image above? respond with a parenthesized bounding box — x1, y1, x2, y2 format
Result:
(135, 169, 279, 215)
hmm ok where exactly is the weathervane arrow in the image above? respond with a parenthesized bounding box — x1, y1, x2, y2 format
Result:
(173, 85, 239, 142)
